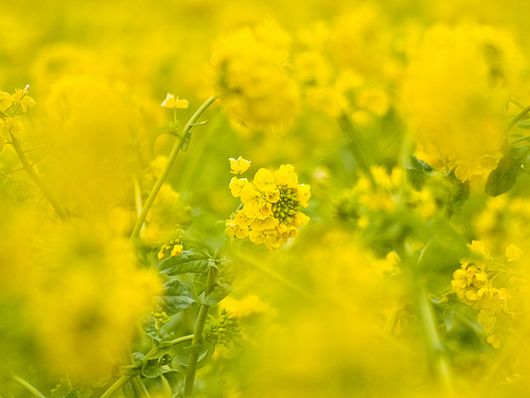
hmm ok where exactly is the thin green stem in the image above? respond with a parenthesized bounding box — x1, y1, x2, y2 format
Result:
(130, 95, 218, 240)
(131, 377, 151, 398)
(406, 243, 453, 396)
(184, 265, 217, 397)
(232, 251, 314, 300)
(337, 114, 376, 187)
(99, 374, 132, 398)
(166, 333, 194, 346)
(178, 112, 223, 189)
(160, 375, 173, 398)
(505, 105, 530, 135)
(8, 374, 47, 398)
(418, 287, 453, 396)
(9, 132, 67, 219)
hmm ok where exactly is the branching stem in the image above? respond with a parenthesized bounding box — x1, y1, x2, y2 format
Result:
(9, 132, 67, 219)
(130, 95, 218, 240)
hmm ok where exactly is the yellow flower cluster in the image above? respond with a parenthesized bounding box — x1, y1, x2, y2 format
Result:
(225, 158, 310, 249)
(213, 21, 300, 133)
(157, 239, 184, 260)
(0, 86, 36, 150)
(292, 15, 394, 122)
(29, 221, 162, 381)
(451, 241, 513, 348)
(402, 23, 524, 182)
(475, 195, 530, 252)
(339, 166, 438, 230)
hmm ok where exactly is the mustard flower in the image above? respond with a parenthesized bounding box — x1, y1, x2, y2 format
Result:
(229, 156, 251, 174)
(161, 93, 189, 109)
(225, 161, 310, 250)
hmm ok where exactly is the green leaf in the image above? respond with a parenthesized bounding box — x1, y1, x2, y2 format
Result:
(406, 156, 433, 189)
(516, 120, 530, 129)
(200, 280, 232, 306)
(447, 172, 469, 215)
(50, 379, 78, 398)
(159, 278, 195, 313)
(486, 152, 522, 196)
(159, 250, 211, 276)
(141, 359, 178, 379)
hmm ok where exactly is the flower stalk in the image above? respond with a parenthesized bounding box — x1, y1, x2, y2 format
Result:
(9, 131, 67, 220)
(130, 95, 219, 240)
(184, 264, 218, 396)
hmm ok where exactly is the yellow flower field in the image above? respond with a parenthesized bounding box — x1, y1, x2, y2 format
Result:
(2, 0, 530, 397)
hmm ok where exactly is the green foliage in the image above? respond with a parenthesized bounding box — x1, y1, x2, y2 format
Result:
(486, 149, 526, 196)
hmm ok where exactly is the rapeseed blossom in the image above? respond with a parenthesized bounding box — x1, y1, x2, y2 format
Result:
(226, 160, 310, 249)
(402, 24, 525, 182)
(3, 1, 530, 397)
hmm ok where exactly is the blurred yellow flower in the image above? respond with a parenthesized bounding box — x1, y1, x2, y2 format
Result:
(161, 92, 189, 109)
(229, 156, 251, 174)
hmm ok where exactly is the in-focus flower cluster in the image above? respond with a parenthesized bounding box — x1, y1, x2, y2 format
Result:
(451, 241, 515, 348)
(225, 157, 310, 249)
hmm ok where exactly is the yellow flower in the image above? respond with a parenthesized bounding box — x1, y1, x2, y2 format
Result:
(161, 93, 189, 109)
(12, 88, 36, 112)
(356, 87, 389, 117)
(212, 20, 300, 133)
(221, 294, 273, 318)
(451, 241, 513, 348)
(229, 177, 248, 197)
(402, 24, 523, 181)
(157, 239, 184, 260)
(274, 164, 298, 187)
(226, 160, 311, 249)
(505, 244, 522, 262)
(28, 221, 162, 381)
(253, 168, 277, 192)
(0, 91, 13, 112)
(229, 156, 251, 174)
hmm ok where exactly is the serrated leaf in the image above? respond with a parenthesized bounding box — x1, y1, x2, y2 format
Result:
(158, 279, 195, 314)
(200, 281, 232, 306)
(159, 250, 210, 276)
(406, 156, 433, 189)
(159, 295, 195, 313)
(141, 360, 178, 378)
(447, 173, 469, 215)
(486, 152, 522, 196)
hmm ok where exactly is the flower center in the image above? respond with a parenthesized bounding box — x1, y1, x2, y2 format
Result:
(272, 187, 299, 223)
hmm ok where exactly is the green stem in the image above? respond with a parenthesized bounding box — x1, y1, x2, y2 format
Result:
(9, 132, 67, 219)
(167, 333, 194, 346)
(99, 374, 132, 398)
(184, 265, 217, 397)
(232, 251, 313, 300)
(418, 287, 453, 396)
(130, 95, 219, 240)
(131, 377, 151, 398)
(337, 114, 376, 187)
(160, 375, 172, 398)
(178, 112, 223, 189)
(505, 105, 530, 135)
(8, 374, 47, 398)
